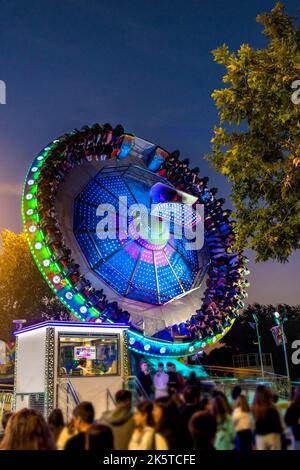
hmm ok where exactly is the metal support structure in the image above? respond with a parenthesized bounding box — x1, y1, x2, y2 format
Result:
(280, 320, 290, 381)
(252, 313, 265, 380)
(274, 311, 290, 382)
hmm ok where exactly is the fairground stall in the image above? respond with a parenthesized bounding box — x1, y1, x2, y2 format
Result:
(13, 321, 129, 419)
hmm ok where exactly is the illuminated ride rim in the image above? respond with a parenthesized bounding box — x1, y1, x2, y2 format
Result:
(22, 124, 249, 358)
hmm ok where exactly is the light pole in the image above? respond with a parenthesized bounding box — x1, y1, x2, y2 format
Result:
(273, 311, 290, 381)
(252, 313, 265, 380)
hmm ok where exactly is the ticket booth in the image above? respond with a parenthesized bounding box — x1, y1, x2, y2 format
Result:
(13, 322, 130, 419)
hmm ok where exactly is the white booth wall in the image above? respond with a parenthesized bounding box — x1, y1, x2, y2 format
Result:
(14, 327, 46, 411)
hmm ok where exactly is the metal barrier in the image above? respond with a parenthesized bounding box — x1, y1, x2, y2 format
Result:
(198, 374, 292, 401)
(56, 376, 80, 423)
(124, 375, 150, 409)
(106, 388, 116, 411)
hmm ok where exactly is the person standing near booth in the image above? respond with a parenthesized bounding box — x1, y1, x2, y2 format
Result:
(154, 363, 169, 399)
(137, 362, 153, 398)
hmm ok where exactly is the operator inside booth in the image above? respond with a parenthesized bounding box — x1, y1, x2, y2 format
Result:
(58, 334, 118, 377)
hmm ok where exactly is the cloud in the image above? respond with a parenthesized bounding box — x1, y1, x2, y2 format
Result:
(0, 182, 22, 196)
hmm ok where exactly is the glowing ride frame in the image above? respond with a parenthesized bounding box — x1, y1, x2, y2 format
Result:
(22, 126, 248, 358)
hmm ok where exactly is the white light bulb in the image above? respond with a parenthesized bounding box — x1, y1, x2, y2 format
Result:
(53, 275, 61, 284)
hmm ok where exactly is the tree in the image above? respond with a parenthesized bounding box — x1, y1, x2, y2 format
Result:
(0, 230, 71, 342)
(207, 2, 300, 262)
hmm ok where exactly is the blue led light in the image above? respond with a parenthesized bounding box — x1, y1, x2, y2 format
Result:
(74, 165, 209, 306)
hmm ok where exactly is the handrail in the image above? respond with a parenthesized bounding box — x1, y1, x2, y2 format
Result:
(66, 375, 80, 405)
(106, 388, 116, 411)
(124, 375, 150, 401)
(57, 377, 80, 423)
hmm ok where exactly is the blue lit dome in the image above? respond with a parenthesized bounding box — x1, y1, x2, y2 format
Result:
(74, 164, 210, 305)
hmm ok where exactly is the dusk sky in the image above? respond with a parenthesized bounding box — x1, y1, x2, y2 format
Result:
(0, 0, 299, 306)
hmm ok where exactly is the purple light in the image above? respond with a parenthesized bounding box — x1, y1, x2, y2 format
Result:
(14, 321, 130, 335)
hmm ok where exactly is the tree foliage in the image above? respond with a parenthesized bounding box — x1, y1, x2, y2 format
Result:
(0, 230, 71, 342)
(207, 3, 300, 262)
(242, 302, 300, 320)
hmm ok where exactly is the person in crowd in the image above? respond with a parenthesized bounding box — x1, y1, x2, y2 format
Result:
(166, 362, 180, 395)
(48, 408, 65, 444)
(0, 408, 55, 450)
(285, 386, 300, 450)
(232, 395, 253, 450)
(153, 362, 169, 399)
(189, 411, 217, 451)
(85, 423, 114, 451)
(251, 385, 282, 450)
(172, 363, 185, 393)
(65, 402, 95, 451)
(272, 392, 289, 450)
(137, 362, 153, 398)
(56, 417, 77, 450)
(101, 390, 135, 450)
(212, 390, 232, 414)
(199, 397, 210, 412)
(128, 401, 159, 450)
(152, 397, 190, 450)
(210, 395, 235, 450)
(185, 371, 200, 390)
(231, 385, 242, 405)
(180, 386, 201, 428)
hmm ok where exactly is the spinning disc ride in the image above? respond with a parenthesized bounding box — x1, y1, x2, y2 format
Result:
(22, 123, 249, 358)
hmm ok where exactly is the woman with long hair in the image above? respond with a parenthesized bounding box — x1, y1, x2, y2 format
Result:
(1, 408, 55, 450)
(128, 401, 156, 450)
(56, 417, 77, 450)
(48, 408, 65, 444)
(210, 395, 235, 450)
(251, 385, 282, 450)
(232, 395, 253, 450)
(152, 397, 190, 450)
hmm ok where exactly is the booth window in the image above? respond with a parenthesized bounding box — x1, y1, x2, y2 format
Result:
(58, 334, 119, 377)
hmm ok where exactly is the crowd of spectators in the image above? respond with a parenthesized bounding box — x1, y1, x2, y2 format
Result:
(1, 372, 300, 451)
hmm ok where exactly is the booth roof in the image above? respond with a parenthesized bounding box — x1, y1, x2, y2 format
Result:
(13, 321, 130, 335)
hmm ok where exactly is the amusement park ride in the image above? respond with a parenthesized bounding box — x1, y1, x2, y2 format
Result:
(14, 123, 249, 416)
